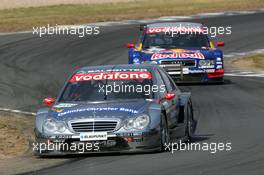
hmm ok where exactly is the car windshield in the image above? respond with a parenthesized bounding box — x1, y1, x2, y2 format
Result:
(142, 32, 210, 49)
(59, 72, 154, 102)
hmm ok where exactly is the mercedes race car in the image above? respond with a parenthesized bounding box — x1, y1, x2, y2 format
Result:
(128, 22, 225, 83)
(34, 64, 196, 156)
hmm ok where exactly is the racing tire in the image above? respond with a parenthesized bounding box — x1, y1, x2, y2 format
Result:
(186, 101, 196, 142)
(160, 113, 170, 152)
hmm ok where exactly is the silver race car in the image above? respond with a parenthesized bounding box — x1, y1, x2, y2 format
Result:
(34, 64, 196, 155)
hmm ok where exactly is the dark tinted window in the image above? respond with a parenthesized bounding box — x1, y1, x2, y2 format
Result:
(143, 33, 209, 49)
(59, 71, 155, 102)
(158, 69, 176, 92)
(167, 74, 177, 91)
(154, 70, 167, 97)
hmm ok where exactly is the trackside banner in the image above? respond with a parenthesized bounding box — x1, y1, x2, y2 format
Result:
(69, 72, 152, 82)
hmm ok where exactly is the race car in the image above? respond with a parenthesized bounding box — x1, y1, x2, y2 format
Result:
(128, 22, 225, 83)
(34, 64, 196, 155)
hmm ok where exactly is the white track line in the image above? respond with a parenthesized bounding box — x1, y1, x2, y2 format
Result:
(225, 49, 264, 58)
(225, 73, 264, 77)
(0, 107, 36, 115)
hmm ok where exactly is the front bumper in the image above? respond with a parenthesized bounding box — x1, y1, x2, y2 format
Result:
(159, 61, 224, 83)
(169, 72, 224, 83)
(34, 130, 160, 156)
(163, 67, 224, 83)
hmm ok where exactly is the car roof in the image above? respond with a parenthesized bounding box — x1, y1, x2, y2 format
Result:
(146, 22, 203, 28)
(76, 64, 160, 72)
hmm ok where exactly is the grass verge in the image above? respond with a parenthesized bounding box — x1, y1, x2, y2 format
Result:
(231, 54, 264, 71)
(0, 0, 264, 32)
(0, 112, 35, 158)
(0, 112, 68, 175)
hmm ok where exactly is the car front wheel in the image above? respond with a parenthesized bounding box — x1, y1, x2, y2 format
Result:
(160, 113, 170, 152)
(187, 101, 196, 141)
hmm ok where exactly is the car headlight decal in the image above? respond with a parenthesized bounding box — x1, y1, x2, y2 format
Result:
(43, 118, 66, 133)
(124, 118, 135, 130)
(124, 114, 150, 130)
(199, 59, 215, 67)
(56, 122, 66, 133)
(134, 115, 150, 130)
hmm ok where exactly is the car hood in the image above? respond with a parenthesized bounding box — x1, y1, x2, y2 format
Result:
(139, 47, 217, 61)
(48, 99, 154, 122)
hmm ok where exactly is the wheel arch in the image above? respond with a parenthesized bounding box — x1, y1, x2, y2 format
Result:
(178, 92, 192, 123)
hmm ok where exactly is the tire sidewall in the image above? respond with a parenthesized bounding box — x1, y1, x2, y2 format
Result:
(160, 113, 169, 151)
(186, 102, 195, 141)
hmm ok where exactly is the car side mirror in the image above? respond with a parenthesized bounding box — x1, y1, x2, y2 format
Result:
(164, 93, 175, 100)
(216, 41, 225, 47)
(127, 43, 135, 48)
(43, 97, 56, 107)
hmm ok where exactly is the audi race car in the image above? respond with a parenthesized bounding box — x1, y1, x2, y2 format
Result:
(128, 22, 225, 83)
(34, 64, 196, 156)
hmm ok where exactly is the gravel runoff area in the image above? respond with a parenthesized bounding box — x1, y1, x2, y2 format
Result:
(0, 112, 70, 175)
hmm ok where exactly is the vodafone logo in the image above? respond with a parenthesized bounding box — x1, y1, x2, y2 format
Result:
(69, 72, 152, 82)
(151, 52, 205, 60)
(147, 27, 167, 33)
(146, 27, 204, 34)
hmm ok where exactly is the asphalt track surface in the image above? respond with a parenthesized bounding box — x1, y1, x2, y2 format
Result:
(0, 13, 264, 175)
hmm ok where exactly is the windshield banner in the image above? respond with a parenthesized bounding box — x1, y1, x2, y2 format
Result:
(69, 72, 152, 82)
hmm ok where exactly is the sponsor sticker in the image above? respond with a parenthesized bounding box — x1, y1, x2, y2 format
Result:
(57, 107, 139, 117)
(76, 69, 149, 74)
(52, 108, 64, 113)
(146, 27, 204, 34)
(151, 52, 205, 60)
(199, 65, 215, 69)
(206, 69, 216, 73)
(69, 72, 152, 82)
(80, 132, 108, 141)
(53, 103, 77, 108)
(188, 69, 215, 73)
(216, 65, 223, 69)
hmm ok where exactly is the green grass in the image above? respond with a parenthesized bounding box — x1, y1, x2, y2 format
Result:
(0, 0, 264, 32)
